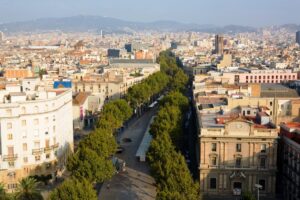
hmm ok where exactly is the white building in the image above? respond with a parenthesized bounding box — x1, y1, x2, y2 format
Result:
(0, 86, 73, 191)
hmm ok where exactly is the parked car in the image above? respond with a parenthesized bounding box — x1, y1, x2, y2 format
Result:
(122, 138, 132, 143)
(116, 146, 125, 154)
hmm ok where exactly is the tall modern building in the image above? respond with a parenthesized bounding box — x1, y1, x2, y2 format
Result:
(296, 31, 300, 45)
(0, 86, 73, 192)
(215, 34, 224, 55)
(107, 49, 120, 58)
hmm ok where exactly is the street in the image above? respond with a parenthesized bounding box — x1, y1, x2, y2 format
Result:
(98, 108, 157, 200)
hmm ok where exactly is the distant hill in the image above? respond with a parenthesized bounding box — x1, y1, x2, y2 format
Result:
(0, 15, 258, 33)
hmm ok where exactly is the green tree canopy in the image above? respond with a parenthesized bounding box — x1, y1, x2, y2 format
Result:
(170, 69, 189, 92)
(160, 91, 189, 111)
(97, 112, 122, 132)
(0, 183, 10, 200)
(102, 99, 132, 123)
(48, 178, 97, 200)
(67, 147, 115, 183)
(79, 128, 117, 158)
(147, 50, 199, 200)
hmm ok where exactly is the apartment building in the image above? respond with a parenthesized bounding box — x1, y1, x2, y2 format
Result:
(197, 106, 278, 199)
(0, 86, 73, 192)
(222, 69, 298, 84)
(4, 68, 34, 80)
(278, 123, 300, 200)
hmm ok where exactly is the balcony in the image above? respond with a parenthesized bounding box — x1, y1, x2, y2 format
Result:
(3, 154, 18, 161)
(32, 148, 44, 155)
(44, 147, 52, 153)
(52, 143, 59, 150)
(225, 165, 252, 169)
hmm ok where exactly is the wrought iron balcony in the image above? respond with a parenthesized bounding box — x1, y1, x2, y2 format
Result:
(44, 147, 52, 153)
(3, 154, 18, 161)
(32, 148, 44, 155)
(52, 143, 59, 149)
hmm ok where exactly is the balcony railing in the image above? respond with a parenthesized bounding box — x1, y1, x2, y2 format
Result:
(52, 143, 59, 149)
(2, 154, 18, 161)
(32, 148, 44, 155)
(208, 165, 257, 170)
(224, 165, 252, 169)
(44, 147, 52, 153)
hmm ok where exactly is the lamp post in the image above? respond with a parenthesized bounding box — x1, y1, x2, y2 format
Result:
(254, 184, 262, 200)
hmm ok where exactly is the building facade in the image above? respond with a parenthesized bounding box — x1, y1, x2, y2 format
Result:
(215, 35, 224, 55)
(0, 88, 73, 192)
(222, 69, 298, 84)
(198, 109, 278, 199)
(296, 31, 300, 45)
(279, 123, 300, 200)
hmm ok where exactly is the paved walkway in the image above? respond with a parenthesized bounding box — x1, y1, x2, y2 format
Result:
(98, 109, 157, 200)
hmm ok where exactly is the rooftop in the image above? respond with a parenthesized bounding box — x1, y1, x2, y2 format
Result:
(260, 84, 299, 98)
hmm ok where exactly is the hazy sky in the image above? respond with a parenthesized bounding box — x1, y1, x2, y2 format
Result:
(0, 0, 299, 26)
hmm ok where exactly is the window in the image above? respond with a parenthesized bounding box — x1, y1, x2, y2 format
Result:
(46, 154, 50, 159)
(211, 143, 217, 152)
(8, 162, 14, 168)
(261, 144, 267, 153)
(211, 157, 217, 166)
(21, 120, 26, 126)
(7, 122, 12, 129)
(260, 157, 266, 168)
(270, 102, 273, 106)
(236, 144, 242, 152)
(210, 178, 217, 189)
(22, 143, 27, 151)
(7, 184, 18, 189)
(35, 155, 40, 161)
(23, 157, 28, 163)
(247, 110, 250, 115)
(45, 139, 50, 148)
(34, 119, 39, 125)
(258, 179, 266, 190)
(236, 157, 242, 167)
(7, 147, 14, 155)
(7, 133, 13, 140)
(233, 182, 242, 189)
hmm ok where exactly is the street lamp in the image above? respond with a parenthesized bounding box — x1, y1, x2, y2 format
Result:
(254, 184, 262, 200)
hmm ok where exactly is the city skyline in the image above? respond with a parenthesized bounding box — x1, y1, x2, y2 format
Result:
(0, 0, 300, 27)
